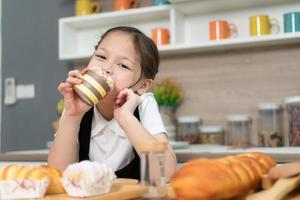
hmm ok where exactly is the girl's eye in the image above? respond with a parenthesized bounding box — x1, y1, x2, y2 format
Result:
(119, 63, 130, 70)
(95, 54, 106, 60)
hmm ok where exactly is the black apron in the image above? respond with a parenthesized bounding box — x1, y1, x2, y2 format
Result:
(78, 108, 140, 180)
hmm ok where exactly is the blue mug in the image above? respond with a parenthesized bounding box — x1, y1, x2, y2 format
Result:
(284, 12, 300, 33)
(153, 0, 169, 6)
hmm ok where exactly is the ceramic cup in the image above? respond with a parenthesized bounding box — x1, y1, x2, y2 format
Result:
(73, 68, 113, 106)
(153, 0, 170, 6)
(114, 0, 140, 11)
(75, 0, 101, 16)
(209, 20, 238, 40)
(249, 15, 280, 36)
(151, 28, 170, 45)
(284, 12, 300, 33)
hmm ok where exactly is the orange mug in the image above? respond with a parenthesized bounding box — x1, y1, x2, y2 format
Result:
(114, 0, 140, 11)
(209, 20, 238, 40)
(151, 28, 170, 45)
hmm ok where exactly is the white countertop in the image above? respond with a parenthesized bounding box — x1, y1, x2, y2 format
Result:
(174, 144, 300, 154)
(174, 144, 300, 163)
(1, 144, 299, 163)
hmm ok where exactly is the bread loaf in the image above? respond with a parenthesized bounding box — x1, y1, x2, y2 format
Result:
(171, 152, 276, 200)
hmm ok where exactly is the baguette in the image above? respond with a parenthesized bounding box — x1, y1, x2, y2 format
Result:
(171, 152, 276, 200)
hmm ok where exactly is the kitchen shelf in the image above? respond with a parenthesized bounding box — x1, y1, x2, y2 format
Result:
(59, 5, 171, 61)
(159, 32, 300, 55)
(59, 0, 300, 61)
(171, 0, 297, 15)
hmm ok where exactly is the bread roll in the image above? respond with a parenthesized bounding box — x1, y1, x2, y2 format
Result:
(0, 164, 48, 180)
(0, 164, 50, 199)
(171, 152, 276, 200)
(61, 160, 115, 197)
(40, 165, 65, 194)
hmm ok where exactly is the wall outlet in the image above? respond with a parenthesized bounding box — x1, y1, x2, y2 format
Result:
(4, 77, 17, 105)
(16, 84, 35, 99)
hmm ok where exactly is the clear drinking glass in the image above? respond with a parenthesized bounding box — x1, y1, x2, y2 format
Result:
(140, 142, 167, 198)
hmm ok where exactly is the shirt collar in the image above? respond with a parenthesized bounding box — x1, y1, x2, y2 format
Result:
(91, 106, 126, 138)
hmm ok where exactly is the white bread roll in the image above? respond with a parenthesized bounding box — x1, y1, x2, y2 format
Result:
(62, 160, 115, 197)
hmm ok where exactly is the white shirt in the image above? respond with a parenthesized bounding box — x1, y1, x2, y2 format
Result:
(89, 92, 166, 171)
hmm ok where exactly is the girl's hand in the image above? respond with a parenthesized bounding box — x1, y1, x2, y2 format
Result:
(58, 68, 91, 117)
(114, 88, 141, 120)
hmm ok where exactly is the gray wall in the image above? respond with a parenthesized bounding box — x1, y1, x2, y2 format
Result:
(1, 0, 74, 152)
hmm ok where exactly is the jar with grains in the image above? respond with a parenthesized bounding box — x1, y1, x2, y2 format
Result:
(176, 116, 202, 144)
(285, 96, 300, 146)
(227, 115, 252, 148)
(257, 102, 284, 147)
(199, 126, 224, 145)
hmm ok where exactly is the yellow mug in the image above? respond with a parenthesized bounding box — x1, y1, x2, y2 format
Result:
(75, 0, 101, 16)
(249, 15, 280, 36)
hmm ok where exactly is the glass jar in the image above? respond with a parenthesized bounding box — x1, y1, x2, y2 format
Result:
(159, 106, 176, 141)
(285, 96, 300, 146)
(257, 102, 284, 147)
(176, 116, 202, 144)
(227, 115, 252, 147)
(199, 126, 224, 145)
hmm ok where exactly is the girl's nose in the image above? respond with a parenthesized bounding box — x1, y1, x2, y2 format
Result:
(102, 64, 113, 75)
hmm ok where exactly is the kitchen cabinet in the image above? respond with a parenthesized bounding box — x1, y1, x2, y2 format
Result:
(59, 0, 300, 62)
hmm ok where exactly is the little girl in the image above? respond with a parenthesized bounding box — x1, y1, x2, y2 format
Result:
(48, 26, 177, 180)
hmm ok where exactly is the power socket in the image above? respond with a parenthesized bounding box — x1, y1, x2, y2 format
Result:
(4, 77, 17, 105)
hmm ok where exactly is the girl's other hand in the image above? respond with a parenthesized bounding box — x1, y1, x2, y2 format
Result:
(114, 88, 141, 119)
(58, 68, 91, 117)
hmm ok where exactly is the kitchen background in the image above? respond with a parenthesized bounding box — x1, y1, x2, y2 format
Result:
(1, 0, 300, 152)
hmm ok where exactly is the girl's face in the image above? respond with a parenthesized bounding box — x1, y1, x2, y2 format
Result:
(87, 31, 142, 98)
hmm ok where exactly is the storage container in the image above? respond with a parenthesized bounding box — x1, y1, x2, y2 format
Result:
(227, 115, 252, 147)
(199, 126, 224, 145)
(257, 102, 284, 147)
(176, 116, 202, 143)
(285, 96, 300, 146)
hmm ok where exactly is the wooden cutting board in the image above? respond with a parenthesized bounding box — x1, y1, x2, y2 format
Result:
(246, 175, 300, 200)
(40, 179, 147, 200)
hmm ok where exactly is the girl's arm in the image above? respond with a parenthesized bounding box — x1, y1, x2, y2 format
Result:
(117, 113, 177, 181)
(48, 69, 91, 170)
(47, 113, 82, 170)
(114, 89, 177, 181)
